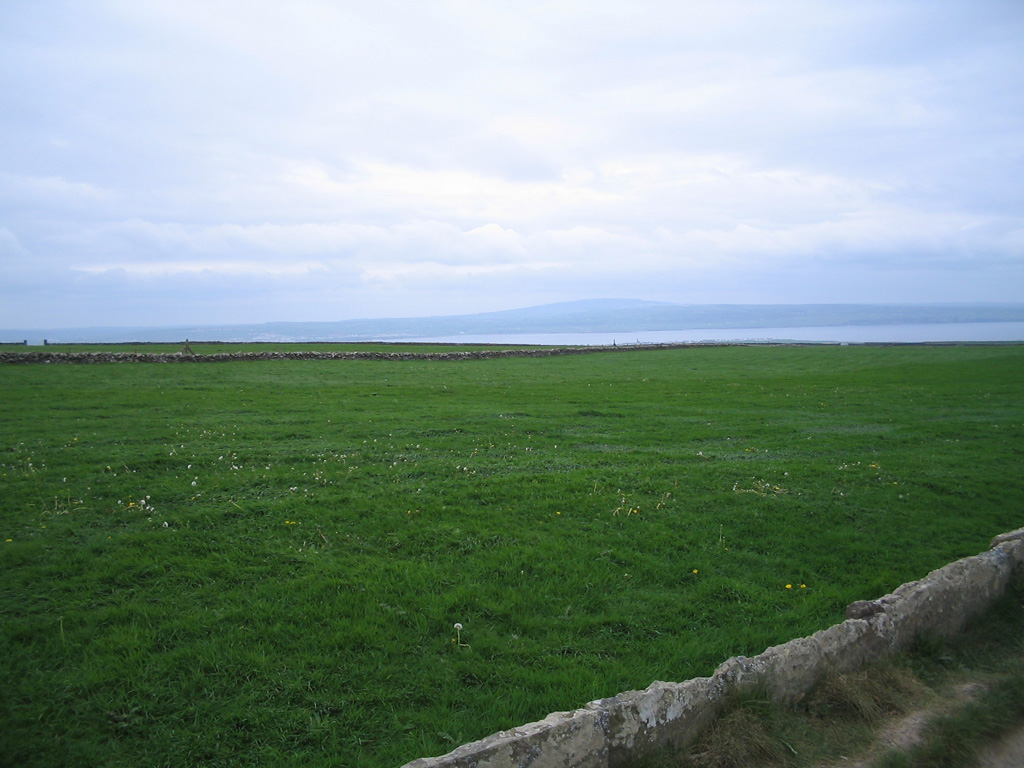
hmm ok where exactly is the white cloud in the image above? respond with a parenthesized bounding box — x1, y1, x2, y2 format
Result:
(71, 260, 329, 277)
(359, 259, 560, 284)
(0, 227, 29, 257)
(0, 173, 112, 208)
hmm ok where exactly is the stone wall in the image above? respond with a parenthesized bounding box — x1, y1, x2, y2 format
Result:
(0, 344, 718, 365)
(402, 528, 1024, 768)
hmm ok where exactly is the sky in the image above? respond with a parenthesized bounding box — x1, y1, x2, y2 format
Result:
(1, 0, 1023, 329)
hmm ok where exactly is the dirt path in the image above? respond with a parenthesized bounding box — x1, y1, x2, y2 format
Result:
(817, 679, 1024, 768)
(974, 725, 1024, 767)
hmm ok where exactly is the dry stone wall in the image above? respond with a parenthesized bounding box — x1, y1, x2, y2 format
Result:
(0, 345, 712, 365)
(402, 528, 1024, 768)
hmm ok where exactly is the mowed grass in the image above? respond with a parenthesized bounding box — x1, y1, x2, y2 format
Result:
(1, 345, 1022, 768)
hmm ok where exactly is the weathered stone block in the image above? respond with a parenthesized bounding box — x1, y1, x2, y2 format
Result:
(401, 707, 606, 768)
(596, 678, 720, 766)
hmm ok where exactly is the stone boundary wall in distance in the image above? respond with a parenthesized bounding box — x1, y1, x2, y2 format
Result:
(401, 528, 1024, 768)
(0, 344, 714, 365)
(0, 341, 994, 365)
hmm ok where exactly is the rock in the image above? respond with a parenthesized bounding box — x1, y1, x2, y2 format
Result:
(846, 600, 884, 620)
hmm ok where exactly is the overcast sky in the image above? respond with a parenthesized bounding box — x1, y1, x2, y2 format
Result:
(2, 0, 1022, 329)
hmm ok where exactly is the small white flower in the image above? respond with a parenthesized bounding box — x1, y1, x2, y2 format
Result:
(454, 622, 463, 631)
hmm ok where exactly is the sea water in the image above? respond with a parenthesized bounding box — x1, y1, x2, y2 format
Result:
(391, 321, 1024, 346)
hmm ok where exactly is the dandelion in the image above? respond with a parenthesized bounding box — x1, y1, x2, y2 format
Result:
(454, 622, 467, 646)
(786, 584, 793, 589)
(693, 569, 699, 574)
(801, 584, 807, 589)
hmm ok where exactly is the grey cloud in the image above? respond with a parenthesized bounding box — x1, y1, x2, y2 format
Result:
(1, 0, 1022, 328)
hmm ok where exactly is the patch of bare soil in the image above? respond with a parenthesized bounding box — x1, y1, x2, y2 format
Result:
(973, 725, 1024, 768)
(816, 679, 1024, 768)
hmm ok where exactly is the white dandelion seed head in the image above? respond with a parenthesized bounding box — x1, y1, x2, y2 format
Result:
(454, 623, 463, 631)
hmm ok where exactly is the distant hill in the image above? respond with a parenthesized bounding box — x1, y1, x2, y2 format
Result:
(5, 300, 1024, 344)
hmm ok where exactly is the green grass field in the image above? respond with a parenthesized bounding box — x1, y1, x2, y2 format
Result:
(2, 345, 1022, 767)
